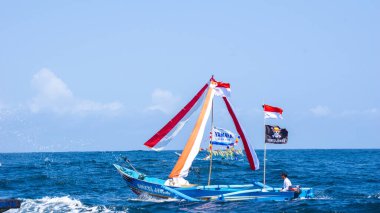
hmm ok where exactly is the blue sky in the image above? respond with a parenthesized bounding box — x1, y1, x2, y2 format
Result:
(0, 1, 379, 152)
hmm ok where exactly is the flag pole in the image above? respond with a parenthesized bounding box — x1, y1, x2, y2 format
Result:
(263, 104, 267, 191)
(207, 98, 214, 186)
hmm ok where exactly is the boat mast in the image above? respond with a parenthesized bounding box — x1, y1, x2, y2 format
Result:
(207, 98, 214, 185)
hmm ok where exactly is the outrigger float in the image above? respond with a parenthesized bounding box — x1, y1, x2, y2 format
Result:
(114, 77, 314, 201)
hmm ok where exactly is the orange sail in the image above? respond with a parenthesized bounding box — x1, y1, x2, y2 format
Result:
(169, 85, 215, 178)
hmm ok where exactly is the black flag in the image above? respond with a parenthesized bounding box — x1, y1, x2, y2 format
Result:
(265, 125, 288, 144)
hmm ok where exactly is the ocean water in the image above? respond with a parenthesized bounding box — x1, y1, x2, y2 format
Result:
(0, 150, 379, 212)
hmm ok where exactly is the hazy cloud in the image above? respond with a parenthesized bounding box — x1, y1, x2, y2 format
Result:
(310, 105, 380, 118)
(310, 105, 331, 117)
(0, 101, 20, 121)
(147, 88, 180, 114)
(340, 108, 380, 117)
(29, 68, 123, 115)
(0, 101, 6, 109)
(0, 101, 7, 120)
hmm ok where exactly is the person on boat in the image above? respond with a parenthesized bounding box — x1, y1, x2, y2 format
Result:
(280, 172, 292, 192)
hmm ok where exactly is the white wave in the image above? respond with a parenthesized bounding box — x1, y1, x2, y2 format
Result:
(295, 196, 332, 200)
(44, 157, 53, 163)
(368, 193, 380, 199)
(310, 191, 333, 200)
(7, 196, 124, 213)
(310, 195, 333, 200)
(128, 193, 178, 203)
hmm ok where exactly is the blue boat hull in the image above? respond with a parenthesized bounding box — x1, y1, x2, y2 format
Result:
(0, 199, 21, 212)
(114, 164, 314, 201)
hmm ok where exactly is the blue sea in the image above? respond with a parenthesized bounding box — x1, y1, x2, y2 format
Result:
(1, 150, 379, 212)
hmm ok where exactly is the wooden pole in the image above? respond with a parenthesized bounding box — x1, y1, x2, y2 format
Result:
(263, 103, 267, 191)
(208, 99, 214, 185)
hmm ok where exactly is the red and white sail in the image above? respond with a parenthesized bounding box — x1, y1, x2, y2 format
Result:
(263, 104, 283, 119)
(144, 83, 208, 150)
(223, 97, 260, 170)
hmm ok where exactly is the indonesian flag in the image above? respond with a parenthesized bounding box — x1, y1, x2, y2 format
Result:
(263, 104, 283, 119)
(210, 77, 231, 97)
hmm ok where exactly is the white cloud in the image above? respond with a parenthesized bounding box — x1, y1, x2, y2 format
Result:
(340, 108, 380, 117)
(29, 68, 123, 115)
(309, 105, 380, 118)
(365, 108, 380, 115)
(147, 88, 180, 114)
(310, 105, 331, 117)
(31, 68, 73, 100)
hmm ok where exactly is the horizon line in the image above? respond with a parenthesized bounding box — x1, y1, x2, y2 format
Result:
(1, 148, 379, 154)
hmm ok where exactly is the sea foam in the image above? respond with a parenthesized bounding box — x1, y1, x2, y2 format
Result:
(7, 196, 122, 213)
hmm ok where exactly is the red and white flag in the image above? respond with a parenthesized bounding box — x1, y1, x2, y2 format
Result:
(263, 104, 283, 119)
(210, 78, 231, 97)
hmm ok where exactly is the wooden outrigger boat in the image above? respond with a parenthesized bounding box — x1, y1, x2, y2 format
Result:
(114, 164, 314, 201)
(114, 77, 314, 201)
